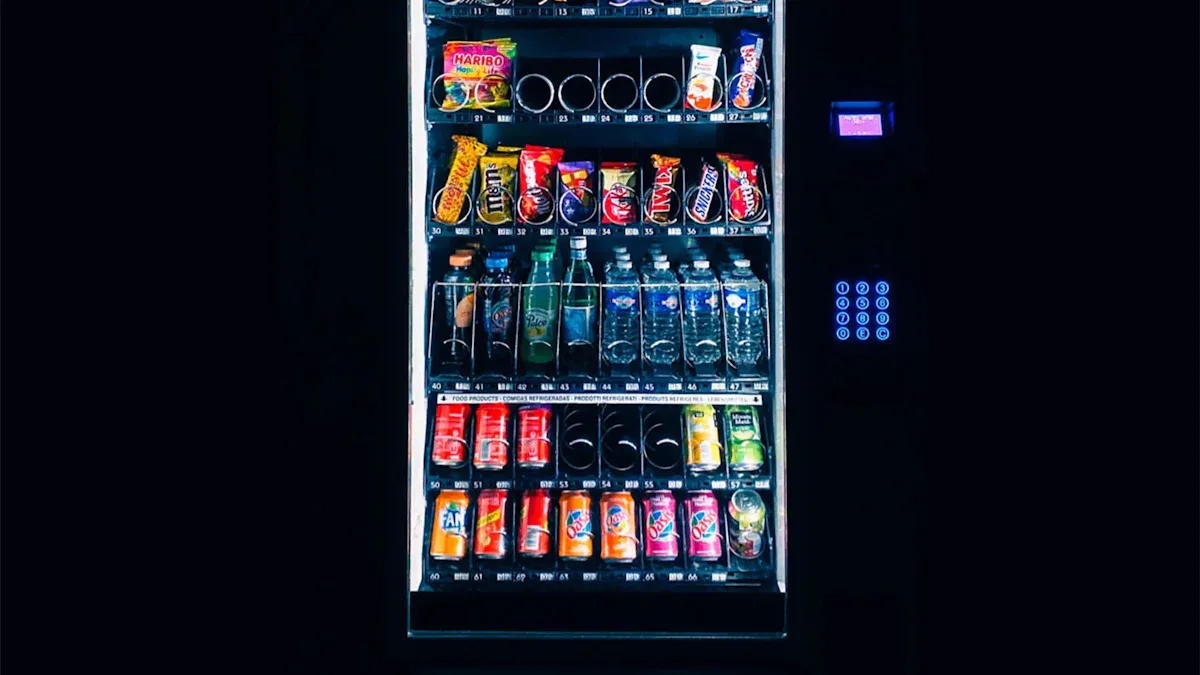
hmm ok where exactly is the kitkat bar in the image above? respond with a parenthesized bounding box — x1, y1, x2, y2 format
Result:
(716, 153, 762, 222)
(600, 162, 638, 225)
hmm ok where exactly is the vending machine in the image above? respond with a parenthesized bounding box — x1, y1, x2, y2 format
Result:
(406, 0, 788, 639)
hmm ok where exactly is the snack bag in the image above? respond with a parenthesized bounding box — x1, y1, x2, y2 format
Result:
(686, 45, 722, 111)
(716, 152, 761, 222)
(434, 135, 488, 225)
(477, 150, 518, 225)
(647, 154, 680, 224)
(730, 29, 764, 109)
(600, 162, 638, 225)
(442, 39, 517, 110)
(517, 145, 565, 223)
(558, 161, 596, 224)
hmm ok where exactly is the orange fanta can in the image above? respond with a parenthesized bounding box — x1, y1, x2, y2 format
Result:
(600, 491, 638, 562)
(429, 490, 469, 560)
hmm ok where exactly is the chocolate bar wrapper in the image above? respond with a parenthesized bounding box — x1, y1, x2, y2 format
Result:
(435, 135, 487, 224)
(517, 145, 565, 223)
(686, 45, 723, 112)
(600, 161, 638, 225)
(716, 152, 761, 221)
(688, 159, 721, 223)
(647, 154, 681, 224)
(730, 29, 764, 109)
(477, 151, 518, 225)
(558, 161, 596, 224)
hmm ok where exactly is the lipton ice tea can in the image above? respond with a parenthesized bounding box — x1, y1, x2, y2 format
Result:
(473, 489, 509, 559)
(473, 402, 510, 470)
(518, 489, 552, 557)
(642, 490, 679, 560)
(600, 491, 638, 562)
(429, 490, 470, 561)
(431, 403, 470, 467)
(683, 404, 722, 472)
(558, 490, 593, 560)
(685, 490, 722, 561)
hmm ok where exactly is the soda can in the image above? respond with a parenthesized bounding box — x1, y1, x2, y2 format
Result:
(473, 402, 510, 470)
(473, 489, 509, 559)
(725, 405, 765, 472)
(642, 490, 680, 560)
(727, 488, 766, 560)
(685, 490, 723, 561)
(516, 404, 552, 469)
(431, 403, 471, 467)
(600, 491, 638, 562)
(683, 404, 723, 472)
(429, 490, 470, 561)
(558, 490, 593, 560)
(518, 489, 552, 557)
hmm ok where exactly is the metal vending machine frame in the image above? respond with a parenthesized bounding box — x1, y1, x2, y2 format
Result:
(405, 0, 789, 640)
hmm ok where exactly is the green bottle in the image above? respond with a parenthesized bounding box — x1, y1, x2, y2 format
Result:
(520, 249, 560, 369)
(725, 405, 765, 472)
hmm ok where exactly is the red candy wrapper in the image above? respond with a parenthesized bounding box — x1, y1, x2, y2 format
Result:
(600, 161, 638, 225)
(716, 152, 761, 222)
(647, 154, 681, 225)
(518, 145, 565, 223)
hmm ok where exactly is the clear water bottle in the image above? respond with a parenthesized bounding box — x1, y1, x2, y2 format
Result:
(561, 236, 598, 376)
(642, 260, 681, 372)
(641, 244, 665, 278)
(442, 253, 477, 372)
(479, 256, 516, 375)
(682, 259, 723, 375)
(604, 246, 630, 276)
(602, 260, 640, 372)
(643, 253, 670, 281)
(723, 259, 765, 372)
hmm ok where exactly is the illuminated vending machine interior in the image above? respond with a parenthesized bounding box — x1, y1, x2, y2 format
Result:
(407, 0, 787, 637)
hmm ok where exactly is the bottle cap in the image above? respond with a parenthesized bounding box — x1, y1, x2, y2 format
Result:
(612, 246, 628, 254)
(615, 253, 632, 261)
(734, 259, 751, 268)
(449, 254, 472, 267)
(693, 260, 710, 269)
(533, 250, 554, 262)
(653, 261, 670, 270)
(486, 256, 508, 269)
(569, 236, 587, 249)
(653, 254, 668, 261)
(615, 260, 633, 270)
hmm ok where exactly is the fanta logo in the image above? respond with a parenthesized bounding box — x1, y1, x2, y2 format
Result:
(440, 504, 464, 534)
(647, 510, 675, 540)
(605, 505, 628, 533)
(565, 510, 591, 539)
(690, 511, 716, 541)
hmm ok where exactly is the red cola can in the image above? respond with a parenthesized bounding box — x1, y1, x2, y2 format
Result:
(473, 402, 510, 471)
(685, 490, 723, 561)
(431, 403, 470, 467)
(516, 404, 552, 469)
(518, 489, 551, 557)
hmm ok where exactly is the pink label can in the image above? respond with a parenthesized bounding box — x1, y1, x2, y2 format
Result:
(642, 491, 679, 560)
(685, 490, 723, 561)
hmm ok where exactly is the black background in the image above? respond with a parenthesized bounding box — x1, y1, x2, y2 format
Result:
(1, 1, 1197, 674)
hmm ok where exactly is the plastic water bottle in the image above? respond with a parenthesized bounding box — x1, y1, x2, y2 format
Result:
(602, 260, 640, 371)
(643, 253, 670, 281)
(442, 253, 476, 372)
(479, 256, 516, 374)
(604, 246, 630, 276)
(643, 260, 681, 371)
(723, 259, 764, 372)
(682, 259, 723, 373)
(520, 249, 560, 374)
(561, 236, 598, 375)
(641, 245, 665, 278)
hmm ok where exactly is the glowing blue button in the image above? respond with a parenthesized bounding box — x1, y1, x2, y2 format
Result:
(876, 327, 890, 340)
(876, 312, 889, 325)
(836, 326, 850, 341)
(835, 296, 850, 310)
(875, 281, 889, 295)
(835, 311, 850, 325)
(856, 312, 869, 325)
(855, 281, 870, 295)
(856, 327, 870, 340)
(835, 281, 850, 295)
(876, 296, 889, 310)
(855, 296, 869, 310)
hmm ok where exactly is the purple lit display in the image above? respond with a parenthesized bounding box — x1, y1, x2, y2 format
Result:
(837, 113, 883, 137)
